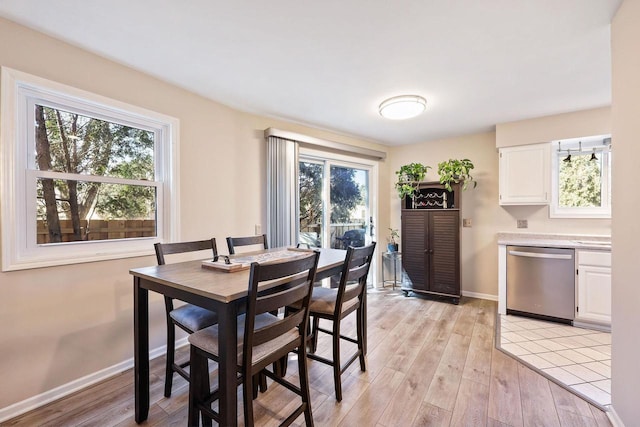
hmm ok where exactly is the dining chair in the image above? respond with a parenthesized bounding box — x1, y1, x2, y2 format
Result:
(154, 239, 220, 398)
(188, 251, 320, 426)
(306, 242, 376, 401)
(228, 233, 291, 379)
(226, 234, 268, 254)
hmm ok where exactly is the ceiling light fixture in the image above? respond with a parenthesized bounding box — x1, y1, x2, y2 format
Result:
(379, 95, 427, 120)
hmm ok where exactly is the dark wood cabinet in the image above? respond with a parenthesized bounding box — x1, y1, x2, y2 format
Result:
(401, 182, 461, 303)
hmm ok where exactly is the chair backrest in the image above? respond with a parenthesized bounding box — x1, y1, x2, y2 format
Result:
(154, 239, 218, 265)
(334, 242, 376, 314)
(242, 251, 320, 372)
(226, 234, 268, 255)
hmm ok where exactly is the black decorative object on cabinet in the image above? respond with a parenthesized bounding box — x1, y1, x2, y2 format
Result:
(401, 181, 461, 304)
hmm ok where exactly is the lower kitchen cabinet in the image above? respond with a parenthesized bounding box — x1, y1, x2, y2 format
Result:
(576, 250, 611, 327)
(401, 209, 460, 303)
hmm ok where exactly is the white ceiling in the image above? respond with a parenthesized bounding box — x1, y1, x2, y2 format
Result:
(0, 0, 622, 146)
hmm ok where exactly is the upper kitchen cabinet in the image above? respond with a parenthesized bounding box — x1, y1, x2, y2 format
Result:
(499, 143, 550, 205)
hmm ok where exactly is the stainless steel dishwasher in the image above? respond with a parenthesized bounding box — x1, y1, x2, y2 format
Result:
(506, 245, 575, 323)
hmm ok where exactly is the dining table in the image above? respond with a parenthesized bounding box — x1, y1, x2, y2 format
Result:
(130, 246, 347, 425)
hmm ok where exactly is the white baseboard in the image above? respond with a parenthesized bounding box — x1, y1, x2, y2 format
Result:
(461, 290, 498, 301)
(0, 337, 189, 423)
(606, 406, 626, 427)
(573, 320, 611, 333)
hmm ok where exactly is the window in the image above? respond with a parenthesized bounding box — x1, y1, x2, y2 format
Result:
(1, 67, 179, 271)
(550, 134, 611, 218)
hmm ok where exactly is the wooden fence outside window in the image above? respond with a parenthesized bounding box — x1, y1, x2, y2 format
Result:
(36, 219, 156, 244)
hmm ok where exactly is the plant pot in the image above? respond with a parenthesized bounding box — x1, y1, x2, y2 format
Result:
(387, 243, 398, 252)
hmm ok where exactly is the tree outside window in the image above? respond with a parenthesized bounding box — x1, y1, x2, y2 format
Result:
(551, 135, 611, 218)
(1, 67, 177, 271)
(558, 153, 602, 208)
(35, 105, 157, 244)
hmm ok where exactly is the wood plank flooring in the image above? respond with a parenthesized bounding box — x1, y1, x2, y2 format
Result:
(3, 289, 612, 427)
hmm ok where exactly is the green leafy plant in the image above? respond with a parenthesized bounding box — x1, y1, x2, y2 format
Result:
(394, 162, 431, 199)
(387, 228, 400, 252)
(437, 158, 477, 191)
(388, 228, 399, 244)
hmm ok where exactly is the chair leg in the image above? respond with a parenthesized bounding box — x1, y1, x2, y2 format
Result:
(188, 346, 210, 427)
(298, 345, 314, 426)
(362, 295, 368, 355)
(310, 316, 320, 354)
(356, 307, 366, 371)
(164, 320, 176, 398)
(259, 371, 268, 393)
(332, 319, 343, 402)
(252, 374, 259, 400)
(251, 372, 267, 399)
(243, 369, 255, 427)
(275, 355, 288, 378)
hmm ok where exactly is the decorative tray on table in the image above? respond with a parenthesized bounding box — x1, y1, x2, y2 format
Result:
(201, 247, 312, 272)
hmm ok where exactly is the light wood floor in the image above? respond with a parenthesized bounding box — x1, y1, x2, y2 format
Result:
(4, 289, 612, 426)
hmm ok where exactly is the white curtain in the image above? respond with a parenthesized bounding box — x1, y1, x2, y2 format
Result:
(266, 136, 298, 248)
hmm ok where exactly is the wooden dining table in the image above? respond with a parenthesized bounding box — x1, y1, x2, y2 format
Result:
(130, 247, 347, 425)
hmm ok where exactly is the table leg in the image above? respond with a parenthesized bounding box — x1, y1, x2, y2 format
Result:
(217, 303, 239, 426)
(134, 277, 149, 423)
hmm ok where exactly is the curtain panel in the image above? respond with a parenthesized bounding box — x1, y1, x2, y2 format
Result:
(266, 136, 298, 248)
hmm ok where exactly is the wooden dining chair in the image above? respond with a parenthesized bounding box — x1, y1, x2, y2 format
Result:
(306, 242, 376, 401)
(188, 251, 320, 427)
(226, 234, 268, 254)
(154, 239, 220, 398)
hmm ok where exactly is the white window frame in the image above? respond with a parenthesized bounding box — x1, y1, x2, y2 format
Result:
(550, 135, 611, 219)
(1, 67, 180, 271)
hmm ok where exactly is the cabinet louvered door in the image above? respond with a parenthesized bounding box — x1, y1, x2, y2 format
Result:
(428, 210, 460, 295)
(401, 210, 428, 291)
(399, 182, 461, 303)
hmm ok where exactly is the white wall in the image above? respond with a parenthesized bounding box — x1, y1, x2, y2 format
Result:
(0, 17, 389, 412)
(495, 107, 612, 238)
(611, 0, 640, 423)
(496, 107, 611, 148)
(389, 132, 501, 298)
(389, 111, 612, 298)
(0, 6, 630, 418)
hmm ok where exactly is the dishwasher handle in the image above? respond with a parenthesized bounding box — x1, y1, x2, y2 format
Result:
(508, 250, 573, 260)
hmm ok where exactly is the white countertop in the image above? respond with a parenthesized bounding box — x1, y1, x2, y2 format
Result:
(497, 231, 611, 251)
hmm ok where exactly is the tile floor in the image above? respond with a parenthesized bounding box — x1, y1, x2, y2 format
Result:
(497, 314, 611, 408)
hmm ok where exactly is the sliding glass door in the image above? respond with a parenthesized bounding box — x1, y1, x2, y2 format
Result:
(298, 150, 376, 251)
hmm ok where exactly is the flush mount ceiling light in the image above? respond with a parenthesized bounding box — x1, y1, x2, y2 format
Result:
(379, 95, 427, 120)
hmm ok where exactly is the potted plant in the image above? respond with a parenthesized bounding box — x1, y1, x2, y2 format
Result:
(387, 228, 399, 252)
(394, 162, 431, 199)
(437, 158, 477, 191)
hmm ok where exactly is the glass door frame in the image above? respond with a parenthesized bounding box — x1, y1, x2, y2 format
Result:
(298, 147, 379, 284)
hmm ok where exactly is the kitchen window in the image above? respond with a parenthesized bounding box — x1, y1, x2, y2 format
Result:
(0, 67, 179, 271)
(550, 134, 611, 218)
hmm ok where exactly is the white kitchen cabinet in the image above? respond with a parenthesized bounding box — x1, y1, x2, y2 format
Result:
(499, 143, 550, 205)
(576, 250, 611, 327)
